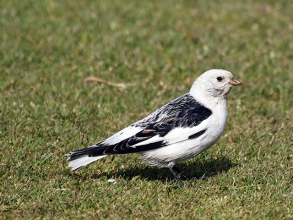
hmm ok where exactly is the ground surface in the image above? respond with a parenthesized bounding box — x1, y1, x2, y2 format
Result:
(1, 0, 293, 219)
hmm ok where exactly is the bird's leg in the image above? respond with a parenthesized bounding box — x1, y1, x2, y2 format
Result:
(168, 166, 184, 186)
(173, 165, 201, 180)
(173, 165, 190, 180)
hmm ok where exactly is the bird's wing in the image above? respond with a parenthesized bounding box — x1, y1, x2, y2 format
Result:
(89, 93, 212, 156)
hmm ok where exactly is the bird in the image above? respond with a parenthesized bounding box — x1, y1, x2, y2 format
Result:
(67, 69, 241, 185)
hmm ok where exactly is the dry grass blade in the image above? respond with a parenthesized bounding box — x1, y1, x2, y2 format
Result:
(84, 76, 132, 89)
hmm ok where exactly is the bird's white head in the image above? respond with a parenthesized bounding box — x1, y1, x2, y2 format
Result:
(189, 69, 241, 105)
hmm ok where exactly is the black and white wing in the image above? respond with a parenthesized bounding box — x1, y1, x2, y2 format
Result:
(68, 93, 212, 161)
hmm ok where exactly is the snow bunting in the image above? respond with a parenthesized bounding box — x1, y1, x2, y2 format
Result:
(67, 69, 241, 185)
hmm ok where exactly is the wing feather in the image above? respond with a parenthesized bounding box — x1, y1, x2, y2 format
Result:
(88, 93, 212, 155)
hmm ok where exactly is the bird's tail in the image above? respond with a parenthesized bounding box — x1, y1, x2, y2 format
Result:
(67, 145, 107, 171)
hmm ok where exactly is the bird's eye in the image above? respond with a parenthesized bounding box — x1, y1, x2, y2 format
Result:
(217, 76, 223, 82)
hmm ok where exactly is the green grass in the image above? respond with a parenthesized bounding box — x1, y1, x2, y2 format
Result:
(1, 0, 293, 219)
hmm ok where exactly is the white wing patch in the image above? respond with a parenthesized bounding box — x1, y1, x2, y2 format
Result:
(132, 122, 209, 148)
(103, 125, 143, 145)
(164, 122, 208, 144)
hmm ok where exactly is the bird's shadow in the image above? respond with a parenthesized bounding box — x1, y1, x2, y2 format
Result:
(78, 157, 236, 183)
(119, 157, 236, 182)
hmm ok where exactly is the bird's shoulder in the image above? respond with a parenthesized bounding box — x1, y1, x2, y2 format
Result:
(134, 93, 212, 130)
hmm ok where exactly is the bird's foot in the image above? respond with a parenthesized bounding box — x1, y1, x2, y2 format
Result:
(168, 165, 203, 186)
(173, 165, 205, 180)
(168, 166, 184, 186)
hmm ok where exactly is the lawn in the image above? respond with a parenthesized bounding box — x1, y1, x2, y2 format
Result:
(1, 0, 293, 219)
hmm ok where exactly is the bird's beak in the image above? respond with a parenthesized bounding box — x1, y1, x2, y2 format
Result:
(229, 77, 242, 86)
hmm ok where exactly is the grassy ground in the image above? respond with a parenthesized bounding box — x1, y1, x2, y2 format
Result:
(1, 0, 293, 219)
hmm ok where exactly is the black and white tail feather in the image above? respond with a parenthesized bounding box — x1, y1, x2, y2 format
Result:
(67, 69, 241, 186)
